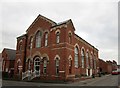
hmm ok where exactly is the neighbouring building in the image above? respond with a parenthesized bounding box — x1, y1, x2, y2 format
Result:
(106, 60, 118, 71)
(14, 14, 99, 81)
(2, 48, 16, 78)
(112, 60, 118, 70)
(106, 61, 112, 74)
(98, 59, 113, 74)
(99, 59, 108, 74)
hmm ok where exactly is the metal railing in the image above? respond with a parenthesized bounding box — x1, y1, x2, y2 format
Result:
(22, 70, 40, 80)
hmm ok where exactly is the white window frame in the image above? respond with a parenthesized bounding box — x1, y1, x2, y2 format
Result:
(43, 59, 47, 74)
(3, 60, 5, 71)
(34, 57, 40, 72)
(45, 33, 48, 46)
(90, 54, 93, 69)
(36, 31, 42, 48)
(30, 37, 33, 49)
(86, 52, 89, 68)
(55, 58, 59, 75)
(74, 47, 79, 68)
(56, 32, 60, 44)
(81, 49, 85, 68)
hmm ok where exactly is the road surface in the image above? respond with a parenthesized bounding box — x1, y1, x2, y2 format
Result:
(1, 74, 119, 88)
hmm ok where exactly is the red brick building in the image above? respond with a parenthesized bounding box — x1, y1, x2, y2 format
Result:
(14, 14, 99, 81)
(106, 60, 118, 71)
(99, 59, 113, 74)
(2, 48, 16, 78)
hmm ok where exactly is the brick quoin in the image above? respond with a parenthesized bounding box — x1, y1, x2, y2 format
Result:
(14, 14, 99, 81)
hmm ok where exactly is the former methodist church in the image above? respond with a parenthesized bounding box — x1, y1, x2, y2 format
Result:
(14, 14, 99, 81)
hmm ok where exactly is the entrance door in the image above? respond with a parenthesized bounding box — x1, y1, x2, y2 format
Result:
(90, 69, 92, 76)
(86, 69, 90, 76)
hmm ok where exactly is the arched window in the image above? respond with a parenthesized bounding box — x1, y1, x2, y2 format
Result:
(55, 58, 59, 75)
(94, 55, 96, 69)
(81, 49, 85, 68)
(35, 31, 42, 48)
(17, 59, 21, 74)
(69, 32, 72, 44)
(69, 59, 72, 74)
(86, 52, 89, 68)
(2, 60, 5, 72)
(56, 32, 60, 44)
(45, 33, 48, 46)
(43, 57, 47, 74)
(29, 37, 33, 49)
(34, 57, 40, 72)
(90, 54, 93, 69)
(19, 44, 22, 51)
(74, 46, 79, 68)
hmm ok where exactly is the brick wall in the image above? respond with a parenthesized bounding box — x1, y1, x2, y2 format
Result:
(14, 15, 99, 81)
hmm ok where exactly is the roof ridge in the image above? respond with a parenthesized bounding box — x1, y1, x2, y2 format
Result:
(39, 14, 57, 24)
(26, 14, 57, 32)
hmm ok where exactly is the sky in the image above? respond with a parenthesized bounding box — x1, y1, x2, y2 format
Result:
(0, 0, 119, 64)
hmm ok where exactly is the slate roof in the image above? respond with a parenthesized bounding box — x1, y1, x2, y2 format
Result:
(4, 48, 16, 60)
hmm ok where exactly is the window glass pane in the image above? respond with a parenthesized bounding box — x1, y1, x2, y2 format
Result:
(56, 59, 59, 66)
(86, 52, 89, 68)
(56, 32, 60, 43)
(36, 31, 41, 48)
(81, 49, 84, 68)
(44, 60, 47, 67)
(74, 47, 78, 67)
(45, 33, 48, 46)
(55, 58, 59, 75)
(34, 58, 40, 71)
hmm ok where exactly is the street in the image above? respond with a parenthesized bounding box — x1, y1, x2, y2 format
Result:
(1, 74, 119, 88)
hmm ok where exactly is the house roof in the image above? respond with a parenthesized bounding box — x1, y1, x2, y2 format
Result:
(3, 48, 16, 60)
(51, 19, 75, 31)
(17, 34, 26, 39)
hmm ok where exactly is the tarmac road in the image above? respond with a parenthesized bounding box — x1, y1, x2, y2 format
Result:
(1, 74, 119, 88)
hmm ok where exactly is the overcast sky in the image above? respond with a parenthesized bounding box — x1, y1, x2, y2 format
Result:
(0, 0, 119, 64)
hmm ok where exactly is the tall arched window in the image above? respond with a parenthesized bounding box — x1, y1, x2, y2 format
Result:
(2, 60, 5, 72)
(19, 44, 22, 51)
(43, 57, 47, 74)
(94, 55, 96, 69)
(30, 37, 33, 49)
(81, 49, 85, 68)
(17, 59, 21, 74)
(34, 57, 40, 72)
(69, 33, 72, 44)
(55, 58, 59, 75)
(45, 33, 48, 46)
(90, 54, 93, 69)
(56, 32, 60, 43)
(86, 52, 89, 68)
(74, 46, 79, 68)
(69, 59, 72, 74)
(35, 31, 42, 48)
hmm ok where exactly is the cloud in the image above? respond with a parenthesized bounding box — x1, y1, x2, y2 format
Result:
(1, 1, 118, 63)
